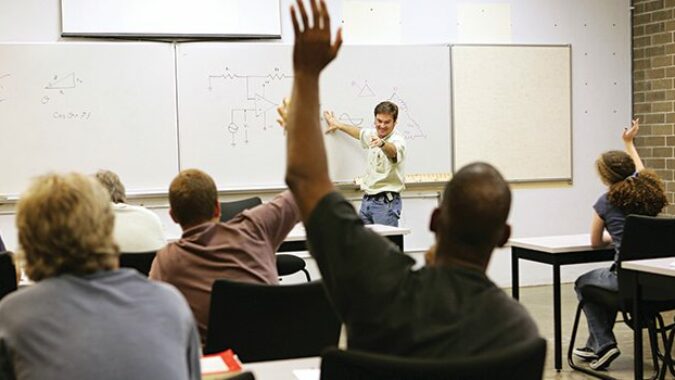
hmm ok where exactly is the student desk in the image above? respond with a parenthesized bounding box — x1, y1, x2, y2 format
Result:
(278, 223, 410, 252)
(244, 356, 320, 380)
(509, 234, 615, 372)
(621, 257, 675, 380)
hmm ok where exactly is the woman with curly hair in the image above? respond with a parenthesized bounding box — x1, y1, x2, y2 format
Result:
(572, 118, 668, 370)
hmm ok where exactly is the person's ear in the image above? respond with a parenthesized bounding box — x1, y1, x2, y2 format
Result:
(429, 208, 441, 233)
(169, 208, 178, 224)
(213, 201, 221, 219)
(496, 224, 511, 247)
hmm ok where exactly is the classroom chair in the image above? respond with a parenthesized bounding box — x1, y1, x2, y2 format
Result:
(319, 337, 547, 380)
(227, 372, 255, 380)
(118, 251, 157, 276)
(567, 215, 675, 380)
(0, 251, 17, 301)
(204, 279, 341, 362)
(220, 196, 310, 282)
(219, 197, 263, 223)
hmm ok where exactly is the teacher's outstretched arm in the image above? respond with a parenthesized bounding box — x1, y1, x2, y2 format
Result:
(285, 0, 343, 223)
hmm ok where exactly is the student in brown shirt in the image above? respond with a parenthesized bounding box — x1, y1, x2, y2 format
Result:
(150, 169, 300, 341)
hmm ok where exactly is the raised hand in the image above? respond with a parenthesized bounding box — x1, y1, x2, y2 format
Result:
(290, 0, 343, 76)
(276, 97, 290, 128)
(622, 118, 639, 144)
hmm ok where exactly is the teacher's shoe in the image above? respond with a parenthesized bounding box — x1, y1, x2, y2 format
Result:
(589, 346, 620, 370)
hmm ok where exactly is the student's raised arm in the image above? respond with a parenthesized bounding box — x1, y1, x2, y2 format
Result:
(623, 118, 644, 172)
(284, 0, 342, 223)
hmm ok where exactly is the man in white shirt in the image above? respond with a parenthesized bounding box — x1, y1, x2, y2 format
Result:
(323, 101, 406, 227)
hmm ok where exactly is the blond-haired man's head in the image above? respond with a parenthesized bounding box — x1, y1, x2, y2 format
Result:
(16, 172, 118, 281)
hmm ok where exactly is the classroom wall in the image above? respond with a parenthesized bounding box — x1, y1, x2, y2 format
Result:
(632, 0, 675, 216)
(0, 0, 632, 287)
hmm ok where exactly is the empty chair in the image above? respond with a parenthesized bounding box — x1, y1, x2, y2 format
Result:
(204, 279, 340, 362)
(119, 251, 157, 276)
(276, 254, 311, 282)
(219, 197, 263, 223)
(568, 215, 675, 379)
(320, 337, 547, 380)
(0, 251, 17, 301)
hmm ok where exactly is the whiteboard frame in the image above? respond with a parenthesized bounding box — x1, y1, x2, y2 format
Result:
(60, 0, 282, 39)
(450, 44, 573, 183)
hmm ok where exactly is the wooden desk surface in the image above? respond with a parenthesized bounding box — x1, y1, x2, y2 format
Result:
(622, 257, 675, 277)
(509, 233, 613, 254)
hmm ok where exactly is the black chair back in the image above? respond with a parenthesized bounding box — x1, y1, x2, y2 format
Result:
(204, 279, 341, 362)
(276, 254, 311, 282)
(119, 251, 157, 276)
(228, 372, 255, 380)
(0, 251, 18, 301)
(618, 215, 675, 303)
(220, 197, 262, 222)
(320, 337, 547, 380)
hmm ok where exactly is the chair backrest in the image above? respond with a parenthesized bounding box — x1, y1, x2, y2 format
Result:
(618, 214, 675, 304)
(617, 215, 675, 264)
(276, 254, 311, 282)
(320, 337, 547, 380)
(118, 251, 157, 276)
(0, 251, 18, 301)
(204, 279, 341, 362)
(220, 197, 263, 223)
(227, 371, 255, 380)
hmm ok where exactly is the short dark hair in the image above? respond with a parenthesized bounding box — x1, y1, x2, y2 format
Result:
(374, 101, 398, 122)
(169, 169, 218, 227)
(442, 162, 511, 250)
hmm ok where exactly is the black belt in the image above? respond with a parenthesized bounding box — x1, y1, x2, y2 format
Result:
(364, 192, 399, 201)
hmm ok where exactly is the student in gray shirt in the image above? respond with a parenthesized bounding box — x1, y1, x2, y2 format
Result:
(0, 173, 200, 380)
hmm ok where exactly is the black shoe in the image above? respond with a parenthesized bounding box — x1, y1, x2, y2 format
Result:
(573, 347, 598, 361)
(590, 346, 620, 370)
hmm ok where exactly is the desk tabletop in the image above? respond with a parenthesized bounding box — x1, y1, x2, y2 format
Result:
(509, 234, 613, 254)
(243, 356, 320, 380)
(622, 257, 675, 278)
(283, 223, 411, 242)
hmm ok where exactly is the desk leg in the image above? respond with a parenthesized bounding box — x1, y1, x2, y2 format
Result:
(511, 249, 520, 300)
(633, 280, 643, 380)
(553, 264, 562, 372)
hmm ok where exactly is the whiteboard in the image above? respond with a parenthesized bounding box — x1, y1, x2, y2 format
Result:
(61, 0, 281, 38)
(0, 43, 178, 196)
(451, 45, 572, 182)
(176, 43, 451, 189)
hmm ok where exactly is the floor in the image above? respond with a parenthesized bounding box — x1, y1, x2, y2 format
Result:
(516, 283, 675, 379)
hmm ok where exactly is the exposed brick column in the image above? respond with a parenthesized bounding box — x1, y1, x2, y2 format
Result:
(633, 0, 675, 215)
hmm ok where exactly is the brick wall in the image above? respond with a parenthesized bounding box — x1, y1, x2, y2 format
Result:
(633, 0, 675, 215)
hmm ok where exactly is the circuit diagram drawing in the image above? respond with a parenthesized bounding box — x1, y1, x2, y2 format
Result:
(340, 81, 428, 141)
(207, 67, 292, 146)
(41, 72, 84, 104)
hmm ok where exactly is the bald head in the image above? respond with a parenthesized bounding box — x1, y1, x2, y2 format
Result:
(437, 163, 511, 263)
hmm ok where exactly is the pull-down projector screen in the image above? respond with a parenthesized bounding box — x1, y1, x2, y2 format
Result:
(61, 0, 281, 39)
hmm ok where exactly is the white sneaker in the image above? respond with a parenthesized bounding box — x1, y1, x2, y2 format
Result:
(573, 347, 598, 361)
(590, 347, 620, 370)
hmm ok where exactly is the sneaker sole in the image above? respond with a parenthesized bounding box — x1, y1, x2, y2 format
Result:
(590, 347, 620, 370)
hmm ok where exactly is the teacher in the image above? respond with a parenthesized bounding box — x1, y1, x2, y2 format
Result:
(324, 101, 406, 227)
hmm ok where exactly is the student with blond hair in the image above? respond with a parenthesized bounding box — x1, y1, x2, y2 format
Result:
(0, 173, 200, 380)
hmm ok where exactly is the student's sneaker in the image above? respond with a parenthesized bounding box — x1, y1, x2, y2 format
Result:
(590, 346, 620, 370)
(573, 347, 598, 361)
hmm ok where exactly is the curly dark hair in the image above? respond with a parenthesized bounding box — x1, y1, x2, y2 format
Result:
(607, 169, 668, 216)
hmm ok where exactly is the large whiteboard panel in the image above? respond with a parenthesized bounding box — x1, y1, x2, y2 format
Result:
(176, 43, 451, 189)
(61, 0, 281, 38)
(451, 45, 572, 182)
(0, 43, 178, 196)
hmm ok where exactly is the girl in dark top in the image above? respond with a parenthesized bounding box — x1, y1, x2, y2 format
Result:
(573, 118, 668, 370)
